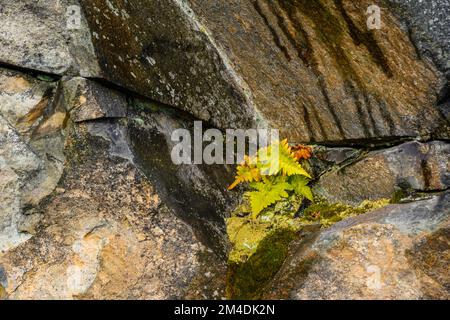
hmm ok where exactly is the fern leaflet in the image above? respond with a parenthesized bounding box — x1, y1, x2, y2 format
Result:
(247, 177, 291, 218)
(289, 175, 314, 201)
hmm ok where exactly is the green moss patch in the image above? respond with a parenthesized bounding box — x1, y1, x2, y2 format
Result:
(225, 196, 390, 299)
(226, 228, 297, 300)
(300, 198, 390, 228)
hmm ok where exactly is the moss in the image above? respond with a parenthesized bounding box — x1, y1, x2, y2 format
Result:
(226, 228, 297, 300)
(227, 217, 272, 263)
(0, 285, 6, 300)
(129, 98, 160, 113)
(37, 74, 57, 82)
(390, 189, 442, 204)
(300, 197, 390, 227)
(131, 117, 146, 127)
(225, 195, 390, 299)
(262, 250, 319, 299)
(227, 195, 304, 261)
(129, 97, 181, 119)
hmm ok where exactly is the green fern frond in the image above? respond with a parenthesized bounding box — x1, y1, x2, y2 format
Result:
(257, 139, 311, 178)
(289, 175, 314, 201)
(278, 140, 311, 177)
(247, 177, 291, 218)
(229, 139, 315, 220)
(255, 144, 278, 176)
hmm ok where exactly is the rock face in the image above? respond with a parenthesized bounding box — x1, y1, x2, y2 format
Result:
(0, 0, 449, 301)
(127, 101, 237, 253)
(66, 77, 127, 122)
(0, 70, 234, 299)
(0, 119, 225, 299)
(264, 192, 450, 300)
(0, 68, 65, 252)
(0, 96, 230, 299)
(0, 0, 100, 76)
(79, 0, 256, 131)
(385, 0, 450, 140)
(184, 0, 447, 142)
(387, 0, 450, 78)
(315, 141, 450, 205)
(1, 0, 449, 143)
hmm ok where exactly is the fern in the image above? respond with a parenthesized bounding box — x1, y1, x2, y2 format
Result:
(255, 144, 277, 176)
(292, 144, 313, 161)
(247, 177, 291, 218)
(229, 139, 315, 219)
(228, 156, 261, 190)
(256, 139, 311, 178)
(289, 175, 314, 201)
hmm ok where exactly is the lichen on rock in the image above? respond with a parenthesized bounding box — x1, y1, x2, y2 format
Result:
(264, 192, 450, 300)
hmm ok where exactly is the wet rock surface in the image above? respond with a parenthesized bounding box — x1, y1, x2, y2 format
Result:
(127, 101, 237, 254)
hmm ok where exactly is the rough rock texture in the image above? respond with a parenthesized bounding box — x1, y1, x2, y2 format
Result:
(0, 119, 225, 299)
(0, 0, 254, 130)
(0, 117, 36, 251)
(186, 0, 447, 142)
(0, 70, 234, 299)
(0, 0, 449, 301)
(64, 77, 127, 122)
(385, 0, 450, 141)
(387, 0, 450, 78)
(305, 145, 362, 178)
(1, 0, 448, 143)
(127, 100, 237, 252)
(315, 141, 450, 205)
(0, 68, 65, 252)
(80, 0, 448, 142)
(264, 192, 450, 300)
(385, 0, 450, 139)
(79, 0, 256, 131)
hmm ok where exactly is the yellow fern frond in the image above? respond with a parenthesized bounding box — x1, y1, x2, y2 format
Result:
(228, 156, 262, 190)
